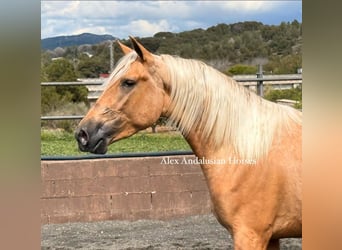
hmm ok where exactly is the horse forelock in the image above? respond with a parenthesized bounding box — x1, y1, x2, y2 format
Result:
(160, 54, 302, 160)
(103, 52, 138, 90)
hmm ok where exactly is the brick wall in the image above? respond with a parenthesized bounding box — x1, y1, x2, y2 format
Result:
(41, 155, 212, 224)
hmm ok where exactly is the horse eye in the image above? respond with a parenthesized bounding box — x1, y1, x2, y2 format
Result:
(121, 79, 136, 88)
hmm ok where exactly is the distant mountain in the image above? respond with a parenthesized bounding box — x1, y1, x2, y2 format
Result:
(41, 33, 117, 50)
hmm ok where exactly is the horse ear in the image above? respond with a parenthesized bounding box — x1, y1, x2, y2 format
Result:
(117, 41, 133, 55)
(129, 36, 154, 62)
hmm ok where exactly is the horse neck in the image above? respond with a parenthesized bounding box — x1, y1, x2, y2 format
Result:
(183, 127, 225, 159)
(159, 55, 300, 161)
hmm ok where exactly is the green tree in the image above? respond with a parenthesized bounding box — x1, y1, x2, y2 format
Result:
(77, 56, 108, 78)
(45, 58, 77, 82)
(264, 54, 301, 74)
(42, 58, 88, 114)
(264, 86, 302, 109)
(227, 64, 257, 75)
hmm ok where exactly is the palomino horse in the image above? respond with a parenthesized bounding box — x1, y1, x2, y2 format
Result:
(75, 37, 302, 250)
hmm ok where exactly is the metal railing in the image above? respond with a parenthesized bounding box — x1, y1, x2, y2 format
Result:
(41, 74, 302, 121)
(233, 75, 302, 82)
(41, 81, 103, 86)
(41, 80, 103, 121)
(41, 150, 194, 161)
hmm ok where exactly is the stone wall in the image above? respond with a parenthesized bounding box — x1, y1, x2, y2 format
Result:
(41, 155, 212, 224)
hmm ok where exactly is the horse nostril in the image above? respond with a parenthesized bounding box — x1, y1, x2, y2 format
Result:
(78, 128, 89, 146)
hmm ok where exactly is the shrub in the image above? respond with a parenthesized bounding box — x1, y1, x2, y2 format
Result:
(227, 64, 257, 75)
(264, 86, 302, 109)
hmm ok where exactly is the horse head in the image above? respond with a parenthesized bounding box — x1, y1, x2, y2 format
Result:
(75, 37, 170, 154)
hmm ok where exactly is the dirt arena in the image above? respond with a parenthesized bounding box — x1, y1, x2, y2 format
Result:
(41, 214, 302, 249)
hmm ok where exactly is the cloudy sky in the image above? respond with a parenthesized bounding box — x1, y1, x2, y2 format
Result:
(41, 1, 302, 39)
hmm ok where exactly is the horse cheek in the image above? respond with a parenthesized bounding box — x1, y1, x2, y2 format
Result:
(135, 94, 163, 128)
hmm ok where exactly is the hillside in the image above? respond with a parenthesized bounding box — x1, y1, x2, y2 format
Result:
(41, 33, 117, 50)
(41, 21, 302, 77)
(138, 21, 302, 70)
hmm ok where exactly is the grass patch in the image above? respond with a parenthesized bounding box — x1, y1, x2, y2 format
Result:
(41, 129, 191, 156)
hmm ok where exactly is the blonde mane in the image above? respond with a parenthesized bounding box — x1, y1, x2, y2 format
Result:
(161, 54, 301, 160)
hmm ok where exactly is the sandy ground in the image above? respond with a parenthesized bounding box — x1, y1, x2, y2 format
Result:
(41, 214, 302, 250)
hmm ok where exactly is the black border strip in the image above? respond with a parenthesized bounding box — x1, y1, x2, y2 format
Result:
(41, 150, 194, 161)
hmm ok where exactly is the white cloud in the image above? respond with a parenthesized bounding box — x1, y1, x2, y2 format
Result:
(74, 26, 108, 36)
(222, 1, 276, 12)
(41, 1, 186, 38)
(121, 19, 177, 38)
(41, 1, 301, 39)
(41, 1, 77, 18)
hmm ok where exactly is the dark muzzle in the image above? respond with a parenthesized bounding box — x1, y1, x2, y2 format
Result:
(75, 122, 110, 154)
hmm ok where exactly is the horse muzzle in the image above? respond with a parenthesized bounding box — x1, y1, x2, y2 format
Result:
(75, 120, 117, 154)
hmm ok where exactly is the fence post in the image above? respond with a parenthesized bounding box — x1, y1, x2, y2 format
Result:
(256, 64, 263, 97)
(109, 40, 114, 73)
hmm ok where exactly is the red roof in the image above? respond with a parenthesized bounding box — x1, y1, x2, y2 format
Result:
(99, 73, 110, 78)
